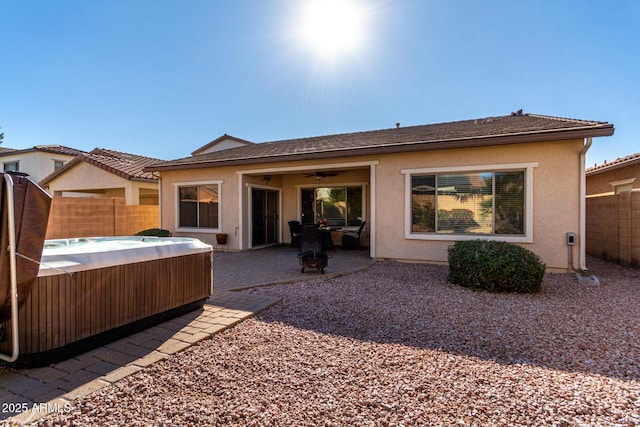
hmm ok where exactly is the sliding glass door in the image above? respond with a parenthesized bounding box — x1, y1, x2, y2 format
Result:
(252, 188, 279, 246)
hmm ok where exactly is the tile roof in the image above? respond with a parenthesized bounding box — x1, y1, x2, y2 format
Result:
(0, 145, 83, 157)
(586, 152, 640, 175)
(191, 134, 254, 156)
(40, 148, 164, 185)
(147, 113, 614, 171)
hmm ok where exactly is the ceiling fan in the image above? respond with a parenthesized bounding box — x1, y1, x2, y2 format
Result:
(304, 171, 339, 180)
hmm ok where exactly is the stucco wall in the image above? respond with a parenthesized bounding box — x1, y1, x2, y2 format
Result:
(373, 140, 583, 271)
(158, 138, 585, 270)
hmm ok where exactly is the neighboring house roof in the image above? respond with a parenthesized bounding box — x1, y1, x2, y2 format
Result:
(586, 152, 640, 175)
(146, 112, 614, 172)
(40, 148, 164, 185)
(0, 145, 83, 158)
(191, 134, 254, 156)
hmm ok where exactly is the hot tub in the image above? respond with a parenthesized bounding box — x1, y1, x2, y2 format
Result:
(0, 236, 213, 366)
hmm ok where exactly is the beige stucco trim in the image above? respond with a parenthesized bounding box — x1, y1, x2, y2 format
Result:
(173, 179, 223, 234)
(401, 162, 538, 243)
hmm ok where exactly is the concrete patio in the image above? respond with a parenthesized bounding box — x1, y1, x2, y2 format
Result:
(1, 245, 373, 424)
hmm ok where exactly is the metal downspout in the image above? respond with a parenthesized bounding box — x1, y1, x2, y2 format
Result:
(0, 174, 20, 362)
(579, 137, 593, 271)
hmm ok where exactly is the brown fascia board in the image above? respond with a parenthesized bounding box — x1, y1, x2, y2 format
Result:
(146, 125, 614, 172)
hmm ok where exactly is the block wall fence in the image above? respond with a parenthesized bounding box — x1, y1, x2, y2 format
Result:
(586, 191, 640, 268)
(45, 197, 159, 239)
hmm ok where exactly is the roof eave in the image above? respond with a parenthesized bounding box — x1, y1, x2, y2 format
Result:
(587, 156, 640, 176)
(131, 177, 158, 183)
(146, 125, 614, 172)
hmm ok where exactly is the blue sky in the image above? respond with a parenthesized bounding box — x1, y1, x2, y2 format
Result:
(1, 0, 638, 167)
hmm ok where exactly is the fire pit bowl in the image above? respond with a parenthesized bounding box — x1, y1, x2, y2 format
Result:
(298, 251, 329, 274)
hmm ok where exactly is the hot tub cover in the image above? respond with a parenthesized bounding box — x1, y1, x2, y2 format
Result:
(0, 172, 52, 321)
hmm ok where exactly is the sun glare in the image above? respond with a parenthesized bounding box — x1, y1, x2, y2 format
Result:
(298, 0, 368, 60)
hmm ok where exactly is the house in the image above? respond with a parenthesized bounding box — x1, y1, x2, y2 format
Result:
(40, 148, 163, 205)
(586, 152, 640, 196)
(0, 145, 83, 183)
(145, 112, 614, 272)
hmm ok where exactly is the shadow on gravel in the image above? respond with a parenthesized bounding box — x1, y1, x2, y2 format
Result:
(246, 256, 640, 382)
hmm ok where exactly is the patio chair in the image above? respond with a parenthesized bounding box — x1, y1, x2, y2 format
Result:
(288, 220, 301, 248)
(341, 221, 366, 250)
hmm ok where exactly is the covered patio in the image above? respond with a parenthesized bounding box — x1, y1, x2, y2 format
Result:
(213, 244, 375, 291)
(236, 160, 376, 256)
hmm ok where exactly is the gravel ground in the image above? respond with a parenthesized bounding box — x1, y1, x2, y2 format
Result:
(27, 257, 640, 426)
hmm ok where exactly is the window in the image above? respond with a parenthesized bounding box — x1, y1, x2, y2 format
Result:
(411, 171, 524, 235)
(53, 160, 65, 170)
(404, 163, 536, 242)
(177, 183, 220, 229)
(3, 161, 19, 172)
(301, 186, 363, 226)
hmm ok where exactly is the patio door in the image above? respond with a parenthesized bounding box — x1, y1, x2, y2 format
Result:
(251, 188, 279, 247)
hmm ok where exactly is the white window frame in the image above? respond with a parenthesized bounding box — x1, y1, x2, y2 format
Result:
(174, 180, 223, 233)
(53, 159, 65, 170)
(401, 162, 537, 243)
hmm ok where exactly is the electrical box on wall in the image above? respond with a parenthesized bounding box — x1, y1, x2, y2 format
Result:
(566, 232, 576, 246)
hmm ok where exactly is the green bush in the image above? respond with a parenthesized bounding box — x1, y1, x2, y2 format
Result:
(447, 240, 545, 293)
(135, 228, 172, 237)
